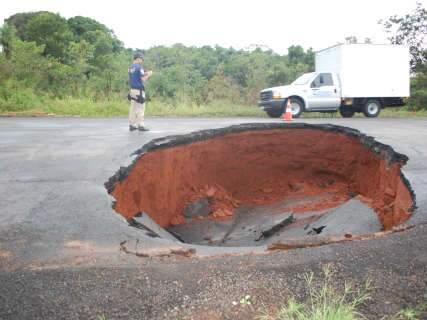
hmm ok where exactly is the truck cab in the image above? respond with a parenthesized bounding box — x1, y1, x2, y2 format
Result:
(258, 72, 342, 118)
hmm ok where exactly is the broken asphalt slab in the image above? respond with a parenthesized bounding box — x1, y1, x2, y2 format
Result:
(309, 197, 382, 236)
(167, 198, 381, 248)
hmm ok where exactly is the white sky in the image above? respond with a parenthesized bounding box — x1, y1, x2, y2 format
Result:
(1, 0, 425, 53)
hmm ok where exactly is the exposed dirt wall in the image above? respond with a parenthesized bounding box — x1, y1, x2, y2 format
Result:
(107, 124, 415, 230)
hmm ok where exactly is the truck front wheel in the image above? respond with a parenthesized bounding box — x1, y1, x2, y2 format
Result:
(289, 98, 304, 118)
(339, 107, 355, 118)
(363, 99, 381, 117)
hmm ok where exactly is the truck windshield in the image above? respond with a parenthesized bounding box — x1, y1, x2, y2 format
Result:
(292, 73, 316, 85)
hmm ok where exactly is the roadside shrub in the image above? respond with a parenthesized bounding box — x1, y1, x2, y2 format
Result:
(408, 73, 427, 111)
(257, 265, 371, 320)
(0, 85, 45, 112)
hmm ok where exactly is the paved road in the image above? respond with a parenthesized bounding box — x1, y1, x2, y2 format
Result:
(0, 117, 426, 319)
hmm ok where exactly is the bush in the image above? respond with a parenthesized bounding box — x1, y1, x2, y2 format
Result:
(408, 73, 427, 111)
(258, 265, 371, 320)
(0, 84, 45, 112)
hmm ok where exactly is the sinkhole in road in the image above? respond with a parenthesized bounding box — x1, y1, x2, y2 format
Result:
(105, 123, 416, 248)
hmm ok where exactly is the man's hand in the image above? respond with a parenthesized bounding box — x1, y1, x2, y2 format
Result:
(142, 71, 153, 82)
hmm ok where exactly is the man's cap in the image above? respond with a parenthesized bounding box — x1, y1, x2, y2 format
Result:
(133, 52, 144, 60)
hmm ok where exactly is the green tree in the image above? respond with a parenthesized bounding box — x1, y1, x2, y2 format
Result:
(68, 16, 123, 53)
(206, 72, 241, 103)
(190, 46, 220, 79)
(9, 38, 47, 87)
(409, 73, 427, 110)
(24, 12, 73, 58)
(65, 40, 94, 72)
(88, 51, 130, 98)
(68, 16, 109, 37)
(381, 2, 427, 72)
(0, 23, 17, 58)
(287, 45, 305, 64)
(5, 12, 47, 40)
(221, 53, 252, 87)
(85, 30, 120, 68)
(304, 48, 315, 67)
(0, 52, 13, 85)
(147, 64, 207, 104)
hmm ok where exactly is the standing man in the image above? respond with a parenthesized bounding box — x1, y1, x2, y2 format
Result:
(128, 52, 153, 131)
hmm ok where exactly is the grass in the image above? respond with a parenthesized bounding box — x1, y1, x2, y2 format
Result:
(380, 108, 427, 118)
(304, 108, 427, 118)
(145, 100, 265, 117)
(0, 96, 266, 117)
(256, 265, 427, 320)
(389, 304, 427, 320)
(0, 95, 426, 118)
(257, 265, 372, 320)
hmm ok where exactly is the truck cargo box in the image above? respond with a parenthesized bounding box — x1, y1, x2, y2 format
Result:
(315, 44, 410, 98)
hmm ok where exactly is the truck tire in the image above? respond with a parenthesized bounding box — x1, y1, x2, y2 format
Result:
(339, 107, 355, 118)
(363, 99, 381, 117)
(290, 98, 304, 118)
(266, 109, 283, 118)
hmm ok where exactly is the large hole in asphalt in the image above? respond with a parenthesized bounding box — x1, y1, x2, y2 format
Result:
(105, 123, 416, 248)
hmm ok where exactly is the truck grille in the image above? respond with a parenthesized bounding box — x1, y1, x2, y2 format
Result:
(260, 90, 272, 101)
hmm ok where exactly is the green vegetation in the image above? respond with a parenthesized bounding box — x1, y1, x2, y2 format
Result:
(2, 98, 426, 118)
(0, 11, 314, 116)
(0, 4, 425, 116)
(380, 2, 427, 112)
(0, 97, 265, 117)
(257, 265, 427, 320)
(257, 265, 372, 320)
(391, 303, 427, 320)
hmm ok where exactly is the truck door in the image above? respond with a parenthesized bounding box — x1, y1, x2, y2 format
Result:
(307, 73, 341, 110)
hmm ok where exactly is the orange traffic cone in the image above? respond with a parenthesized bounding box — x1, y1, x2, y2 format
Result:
(283, 98, 293, 121)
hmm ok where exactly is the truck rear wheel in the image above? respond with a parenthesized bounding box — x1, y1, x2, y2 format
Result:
(339, 107, 355, 118)
(266, 109, 283, 118)
(363, 99, 381, 118)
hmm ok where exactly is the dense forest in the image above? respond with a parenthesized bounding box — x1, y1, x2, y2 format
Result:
(0, 4, 425, 114)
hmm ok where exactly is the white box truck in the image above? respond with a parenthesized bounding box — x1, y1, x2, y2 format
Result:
(258, 44, 410, 118)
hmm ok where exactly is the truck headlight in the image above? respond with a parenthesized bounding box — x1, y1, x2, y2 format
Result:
(272, 91, 281, 99)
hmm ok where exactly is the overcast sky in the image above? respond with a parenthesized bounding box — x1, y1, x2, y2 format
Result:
(1, 0, 425, 53)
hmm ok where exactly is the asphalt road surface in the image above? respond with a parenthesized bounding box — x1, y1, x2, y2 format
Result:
(0, 117, 427, 319)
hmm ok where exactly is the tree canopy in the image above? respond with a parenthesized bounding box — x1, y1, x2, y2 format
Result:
(381, 1, 427, 73)
(380, 2, 427, 110)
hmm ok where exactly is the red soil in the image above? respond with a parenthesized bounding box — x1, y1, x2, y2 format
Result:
(111, 129, 413, 230)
